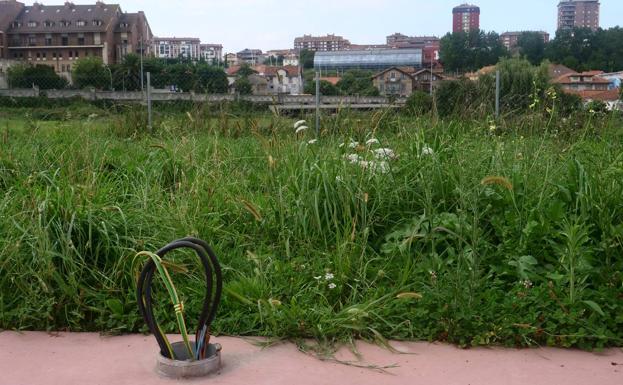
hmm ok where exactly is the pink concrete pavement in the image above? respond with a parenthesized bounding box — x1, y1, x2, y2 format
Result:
(0, 332, 621, 385)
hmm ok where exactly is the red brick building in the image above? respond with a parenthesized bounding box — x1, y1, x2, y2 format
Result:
(386, 34, 440, 67)
(0, 1, 152, 74)
(500, 31, 550, 51)
(558, 1, 600, 31)
(452, 3, 480, 33)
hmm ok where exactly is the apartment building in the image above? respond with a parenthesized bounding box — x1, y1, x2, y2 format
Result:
(452, 3, 480, 33)
(558, 0, 600, 31)
(293, 34, 350, 52)
(236, 48, 263, 65)
(0, 1, 152, 74)
(153, 37, 200, 60)
(500, 31, 550, 50)
(199, 43, 222, 63)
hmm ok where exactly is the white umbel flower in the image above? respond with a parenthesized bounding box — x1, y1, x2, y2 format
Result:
(345, 154, 361, 164)
(294, 120, 307, 129)
(421, 146, 434, 156)
(328, 283, 337, 290)
(295, 126, 308, 134)
(374, 148, 396, 160)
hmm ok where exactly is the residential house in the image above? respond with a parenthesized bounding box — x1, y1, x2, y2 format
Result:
(1, 1, 152, 76)
(226, 73, 267, 95)
(227, 64, 302, 95)
(255, 65, 301, 95)
(596, 71, 623, 89)
(411, 68, 444, 93)
(283, 53, 298, 66)
(372, 67, 416, 97)
(225, 52, 238, 67)
(553, 70, 610, 92)
(549, 63, 576, 79)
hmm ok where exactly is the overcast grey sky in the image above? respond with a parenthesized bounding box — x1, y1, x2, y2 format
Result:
(71, 0, 621, 52)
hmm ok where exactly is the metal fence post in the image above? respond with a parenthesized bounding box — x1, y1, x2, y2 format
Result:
(146, 72, 152, 133)
(315, 70, 320, 137)
(495, 70, 500, 119)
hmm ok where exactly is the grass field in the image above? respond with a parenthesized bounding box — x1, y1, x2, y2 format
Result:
(0, 104, 622, 349)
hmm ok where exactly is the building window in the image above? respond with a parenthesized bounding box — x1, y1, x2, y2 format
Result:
(28, 36, 37, 46)
(60, 20, 71, 27)
(11, 22, 22, 28)
(45, 36, 52, 46)
(93, 20, 102, 26)
(62, 36, 68, 46)
(78, 35, 85, 45)
(28, 21, 38, 28)
(44, 20, 54, 27)
(76, 20, 87, 27)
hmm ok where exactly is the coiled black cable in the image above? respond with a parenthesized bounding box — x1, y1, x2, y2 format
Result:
(137, 237, 222, 360)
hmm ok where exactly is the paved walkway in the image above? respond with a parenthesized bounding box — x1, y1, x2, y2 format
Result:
(0, 332, 621, 385)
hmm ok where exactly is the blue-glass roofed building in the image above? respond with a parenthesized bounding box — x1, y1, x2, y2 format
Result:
(314, 49, 422, 71)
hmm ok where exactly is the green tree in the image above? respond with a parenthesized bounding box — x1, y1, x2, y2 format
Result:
(195, 65, 228, 93)
(7, 64, 67, 90)
(517, 32, 547, 65)
(336, 70, 379, 96)
(299, 49, 315, 70)
(489, 57, 550, 111)
(72, 57, 110, 90)
(236, 63, 257, 77)
(405, 90, 433, 115)
(234, 77, 253, 95)
(164, 63, 197, 92)
(440, 30, 508, 73)
(304, 79, 339, 96)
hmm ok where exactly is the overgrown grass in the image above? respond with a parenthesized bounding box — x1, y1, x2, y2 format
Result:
(0, 107, 622, 350)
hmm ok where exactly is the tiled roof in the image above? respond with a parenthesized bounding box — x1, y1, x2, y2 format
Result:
(553, 72, 611, 84)
(566, 88, 621, 101)
(0, 0, 25, 32)
(7, 2, 121, 34)
(320, 76, 341, 85)
(549, 63, 575, 79)
(372, 66, 417, 79)
(228, 65, 299, 78)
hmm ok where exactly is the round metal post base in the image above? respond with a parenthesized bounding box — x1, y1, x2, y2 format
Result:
(156, 342, 222, 379)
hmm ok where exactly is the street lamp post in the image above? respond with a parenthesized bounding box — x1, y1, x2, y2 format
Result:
(140, 39, 144, 91)
(105, 65, 113, 91)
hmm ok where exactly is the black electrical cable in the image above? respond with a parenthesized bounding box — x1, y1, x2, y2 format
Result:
(137, 238, 222, 360)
